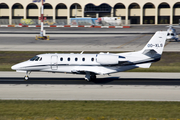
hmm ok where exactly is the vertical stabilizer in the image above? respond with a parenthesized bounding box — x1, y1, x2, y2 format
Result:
(141, 31, 167, 55)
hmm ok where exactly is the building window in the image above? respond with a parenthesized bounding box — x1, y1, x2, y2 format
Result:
(85, 3, 111, 12)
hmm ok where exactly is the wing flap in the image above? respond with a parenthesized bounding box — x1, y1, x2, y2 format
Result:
(71, 69, 100, 75)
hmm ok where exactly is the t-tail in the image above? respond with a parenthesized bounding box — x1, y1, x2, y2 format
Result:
(136, 31, 167, 68)
(140, 31, 167, 55)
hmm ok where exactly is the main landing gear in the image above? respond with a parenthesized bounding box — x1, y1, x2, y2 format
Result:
(24, 71, 31, 81)
(85, 72, 96, 82)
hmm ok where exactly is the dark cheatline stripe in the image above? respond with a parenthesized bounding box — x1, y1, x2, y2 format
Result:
(21, 57, 160, 69)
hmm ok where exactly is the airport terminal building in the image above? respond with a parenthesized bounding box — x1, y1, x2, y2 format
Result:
(0, 0, 180, 25)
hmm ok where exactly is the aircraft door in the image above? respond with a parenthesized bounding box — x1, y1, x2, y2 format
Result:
(51, 55, 58, 70)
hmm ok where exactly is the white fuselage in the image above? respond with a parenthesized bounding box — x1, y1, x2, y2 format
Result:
(11, 52, 154, 75)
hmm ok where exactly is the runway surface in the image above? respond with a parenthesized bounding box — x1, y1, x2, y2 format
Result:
(0, 72, 180, 101)
(0, 72, 180, 85)
(0, 25, 180, 51)
(0, 26, 180, 101)
(0, 33, 180, 51)
(1, 84, 180, 101)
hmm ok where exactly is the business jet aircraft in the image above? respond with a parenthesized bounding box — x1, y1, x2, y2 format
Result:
(11, 31, 167, 81)
(166, 25, 179, 41)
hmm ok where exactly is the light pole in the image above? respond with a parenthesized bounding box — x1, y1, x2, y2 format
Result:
(40, 0, 44, 37)
(33, 0, 49, 40)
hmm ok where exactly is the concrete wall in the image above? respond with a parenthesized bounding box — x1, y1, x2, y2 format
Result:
(70, 9, 82, 17)
(115, 9, 126, 16)
(159, 8, 170, 16)
(44, 9, 53, 16)
(57, 9, 67, 16)
(0, 9, 9, 16)
(174, 8, 180, 16)
(27, 9, 38, 16)
(13, 9, 24, 16)
(129, 9, 140, 16)
(144, 9, 155, 16)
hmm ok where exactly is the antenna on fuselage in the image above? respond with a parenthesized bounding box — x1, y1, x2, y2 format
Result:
(80, 51, 84, 54)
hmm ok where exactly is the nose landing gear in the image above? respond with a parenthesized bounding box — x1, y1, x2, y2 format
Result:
(24, 75, 29, 81)
(24, 71, 31, 81)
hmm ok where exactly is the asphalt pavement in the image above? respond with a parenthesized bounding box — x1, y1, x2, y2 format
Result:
(0, 26, 180, 101)
(0, 25, 180, 51)
(0, 72, 180, 85)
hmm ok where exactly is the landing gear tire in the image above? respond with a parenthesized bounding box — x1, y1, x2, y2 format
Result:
(85, 74, 96, 82)
(90, 74, 96, 82)
(24, 71, 31, 81)
(24, 76, 29, 81)
(85, 72, 97, 82)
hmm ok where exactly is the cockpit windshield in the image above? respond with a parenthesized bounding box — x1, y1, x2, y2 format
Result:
(30, 56, 42, 61)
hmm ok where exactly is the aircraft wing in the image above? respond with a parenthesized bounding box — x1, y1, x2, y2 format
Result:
(71, 69, 100, 75)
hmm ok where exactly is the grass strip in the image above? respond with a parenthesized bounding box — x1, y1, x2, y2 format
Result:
(0, 100, 180, 120)
(128, 66, 180, 72)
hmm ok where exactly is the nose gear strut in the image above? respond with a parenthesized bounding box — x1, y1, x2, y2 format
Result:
(24, 71, 31, 81)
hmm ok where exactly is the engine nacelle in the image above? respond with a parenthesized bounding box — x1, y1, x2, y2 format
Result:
(96, 54, 119, 65)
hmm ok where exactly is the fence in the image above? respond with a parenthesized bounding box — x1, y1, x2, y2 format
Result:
(0, 19, 130, 26)
(0, 19, 9, 25)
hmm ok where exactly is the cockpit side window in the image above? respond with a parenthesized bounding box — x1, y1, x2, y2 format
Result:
(30, 56, 41, 61)
(35, 57, 40, 61)
(30, 56, 38, 61)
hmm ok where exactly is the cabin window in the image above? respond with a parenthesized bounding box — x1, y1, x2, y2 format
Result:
(82, 58, 85, 61)
(68, 58, 71, 61)
(60, 57, 63, 61)
(75, 58, 78, 61)
(91, 58, 94, 61)
(119, 56, 125, 58)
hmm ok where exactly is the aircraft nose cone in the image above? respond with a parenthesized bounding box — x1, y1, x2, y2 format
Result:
(11, 61, 29, 70)
(11, 64, 18, 70)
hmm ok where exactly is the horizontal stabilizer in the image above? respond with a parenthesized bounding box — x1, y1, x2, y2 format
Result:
(136, 63, 151, 68)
